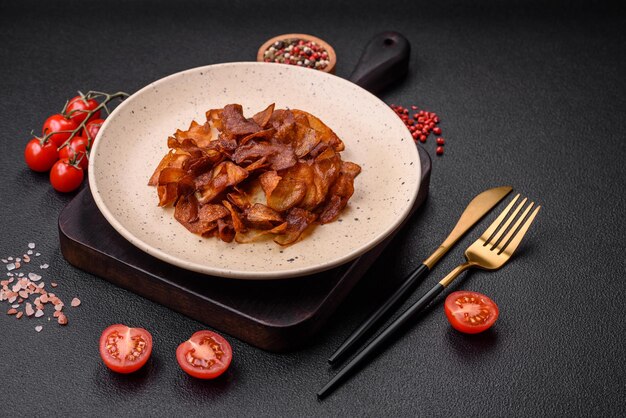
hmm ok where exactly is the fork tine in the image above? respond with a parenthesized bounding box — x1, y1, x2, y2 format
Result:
(489, 197, 528, 250)
(496, 201, 534, 253)
(481, 194, 520, 245)
(499, 205, 541, 256)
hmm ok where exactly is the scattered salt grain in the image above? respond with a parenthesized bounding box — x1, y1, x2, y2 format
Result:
(35, 326, 42, 332)
(35, 253, 41, 257)
(6, 264, 15, 271)
(11, 304, 20, 309)
(15, 311, 23, 319)
(25, 303, 34, 316)
(28, 273, 42, 282)
(40, 264, 49, 269)
(27, 250, 33, 255)
(1, 259, 7, 263)
(71, 298, 81, 307)
(51, 283, 58, 288)
(35, 309, 44, 318)
(8, 257, 13, 261)
(58, 314, 68, 325)
(28, 243, 35, 249)
(7, 308, 17, 315)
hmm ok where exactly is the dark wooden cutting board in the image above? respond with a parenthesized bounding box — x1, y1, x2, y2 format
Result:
(58, 146, 430, 351)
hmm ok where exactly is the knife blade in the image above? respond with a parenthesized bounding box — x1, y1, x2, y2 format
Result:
(327, 185, 513, 366)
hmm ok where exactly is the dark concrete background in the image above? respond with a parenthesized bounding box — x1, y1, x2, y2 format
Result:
(1, 0, 624, 416)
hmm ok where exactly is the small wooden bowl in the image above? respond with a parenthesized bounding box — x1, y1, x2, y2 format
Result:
(257, 33, 337, 74)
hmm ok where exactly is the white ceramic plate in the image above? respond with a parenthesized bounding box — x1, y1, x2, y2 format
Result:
(89, 62, 420, 279)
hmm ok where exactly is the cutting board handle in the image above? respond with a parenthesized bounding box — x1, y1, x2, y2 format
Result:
(348, 31, 411, 94)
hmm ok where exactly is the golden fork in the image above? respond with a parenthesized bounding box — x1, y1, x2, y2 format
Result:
(318, 193, 541, 399)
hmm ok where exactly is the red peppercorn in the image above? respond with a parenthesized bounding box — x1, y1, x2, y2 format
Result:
(436, 146, 444, 155)
(411, 105, 417, 110)
(407, 119, 414, 125)
(433, 127, 442, 135)
(412, 131, 419, 140)
(403, 108, 409, 114)
(433, 117, 440, 123)
(419, 135, 427, 142)
(436, 137, 445, 145)
(428, 122, 435, 129)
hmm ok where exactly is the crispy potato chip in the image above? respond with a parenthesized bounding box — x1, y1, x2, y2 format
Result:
(196, 161, 249, 204)
(244, 203, 284, 230)
(217, 218, 235, 243)
(148, 151, 190, 186)
(150, 103, 360, 244)
(235, 222, 288, 243)
(274, 207, 317, 246)
(223, 200, 246, 233)
(251, 103, 275, 129)
(222, 104, 261, 137)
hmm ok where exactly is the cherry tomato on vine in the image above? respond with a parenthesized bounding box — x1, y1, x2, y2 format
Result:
(176, 330, 232, 379)
(444, 291, 499, 334)
(99, 324, 153, 374)
(49, 158, 84, 192)
(42, 114, 78, 147)
(66, 95, 101, 125)
(84, 118, 105, 144)
(58, 136, 89, 171)
(24, 138, 59, 172)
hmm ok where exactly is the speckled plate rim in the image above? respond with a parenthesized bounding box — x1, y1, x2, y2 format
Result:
(88, 62, 420, 279)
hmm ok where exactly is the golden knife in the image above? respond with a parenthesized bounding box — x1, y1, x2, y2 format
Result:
(327, 185, 513, 365)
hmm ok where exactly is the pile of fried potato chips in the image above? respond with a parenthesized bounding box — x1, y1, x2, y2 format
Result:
(149, 104, 361, 245)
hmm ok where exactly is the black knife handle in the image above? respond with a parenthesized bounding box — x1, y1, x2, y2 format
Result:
(328, 263, 429, 366)
(319, 282, 444, 399)
(348, 31, 411, 94)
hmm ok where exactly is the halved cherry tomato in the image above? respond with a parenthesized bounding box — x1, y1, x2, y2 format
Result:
(58, 136, 89, 171)
(24, 138, 59, 172)
(99, 324, 153, 374)
(42, 114, 78, 147)
(444, 291, 499, 334)
(49, 158, 84, 193)
(176, 330, 232, 379)
(66, 95, 101, 125)
(84, 118, 105, 144)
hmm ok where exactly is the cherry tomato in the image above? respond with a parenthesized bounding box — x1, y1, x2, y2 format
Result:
(58, 136, 89, 171)
(176, 330, 232, 379)
(444, 291, 499, 334)
(99, 324, 153, 374)
(49, 158, 84, 193)
(84, 118, 105, 144)
(42, 114, 78, 147)
(24, 138, 59, 172)
(66, 95, 101, 125)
